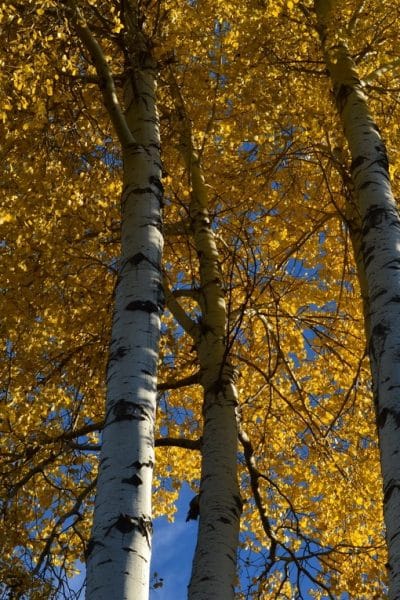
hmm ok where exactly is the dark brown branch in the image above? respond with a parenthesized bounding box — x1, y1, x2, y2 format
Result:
(33, 479, 97, 575)
(238, 427, 277, 563)
(155, 437, 201, 450)
(157, 371, 200, 391)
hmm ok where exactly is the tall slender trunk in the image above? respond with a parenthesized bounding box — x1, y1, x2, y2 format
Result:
(166, 79, 242, 599)
(187, 158, 241, 600)
(65, 4, 163, 599)
(315, 1, 400, 596)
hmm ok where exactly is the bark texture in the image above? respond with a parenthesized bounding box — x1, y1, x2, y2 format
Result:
(315, 1, 400, 597)
(188, 161, 242, 599)
(168, 79, 242, 599)
(72, 3, 163, 599)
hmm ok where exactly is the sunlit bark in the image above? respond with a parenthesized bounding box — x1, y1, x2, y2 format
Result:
(166, 77, 242, 600)
(66, 3, 163, 599)
(315, 1, 400, 596)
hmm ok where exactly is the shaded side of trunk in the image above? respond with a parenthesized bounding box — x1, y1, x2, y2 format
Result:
(315, 1, 400, 596)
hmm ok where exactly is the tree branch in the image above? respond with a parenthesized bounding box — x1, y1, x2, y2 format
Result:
(238, 427, 277, 563)
(157, 371, 200, 391)
(163, 276, 199, 341)
(155, 437, 201, 450)
(63, 0, 135, 149)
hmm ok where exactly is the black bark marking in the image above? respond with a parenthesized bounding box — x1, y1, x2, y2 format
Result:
(351, 155, 367, 171)
(364, 253, 375, 269)
(122, 473, 143, 486)
(114, 514, 137, 534)
(129, 459, 154, 469)
(384, 480, 400, 504)
(378, 407, 400, 429)
(109, 346, 129, 362)
(361, 242, 374, 268)
(385, 259, 400, 271)
(130, 187, 153, 196)
(233, 494, 243, 512)
(334, 83, 353, 113)
(141, 369, 152, 376)
(372, 322, 389, 338)
(125, 300, 158, 313)
(374, 144, 389, 172)
(373, 169, 390, 182)
(140, 219, 162, 232)
(370, 322, 390, 363)
(358, 180, 375, 191)
(370, 289, 386, 303)
(390, 530, 400, 542)
(137, 515, 153, 543)
(218, 516, 231, 524)
(362, 206, 388, 232)
(128, 252, 149, 266)
(97, 559, 112, 566)
(186, 495, 200, 522)
(149, 175, 164, 196)
(112, 399, 146, 421)
(127, 252, 160, 271)
(149, 175, 164, 207)
(107, 513, 153, 543)
(149, 142, 161, 152)
(378, 408, 389, 428)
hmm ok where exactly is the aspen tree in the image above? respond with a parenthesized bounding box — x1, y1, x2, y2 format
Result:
(64, 2, 163, 598)
(1, 1, 395, 597)
(164, 73, 242, 600)
(314, 0, 400, 596)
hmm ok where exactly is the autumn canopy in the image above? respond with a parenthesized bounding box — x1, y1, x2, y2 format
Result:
(1, 0, 400, 598)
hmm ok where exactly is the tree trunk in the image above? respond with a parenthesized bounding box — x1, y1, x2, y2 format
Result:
(185, 152, 241, 600)
(66, 5, 163, 599)
(165, 77, 242, 598)
(315, 1, 400, 596)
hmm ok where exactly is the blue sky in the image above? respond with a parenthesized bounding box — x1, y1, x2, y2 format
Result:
(70, 483, 197, 599)
(150, 484, 197, 600)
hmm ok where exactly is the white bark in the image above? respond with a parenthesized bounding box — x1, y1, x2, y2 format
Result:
(315, 2, 400, 596)
(83, 18, 163, 600)
(188, 362, 241, 600)
(182, 153, 241, 599)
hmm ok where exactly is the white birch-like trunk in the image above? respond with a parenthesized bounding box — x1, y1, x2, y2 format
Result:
(315, 1, 400, 596)
(85, 44, 163, 600)
(188, 359, 241, 600)
(183, 153, 242, 600)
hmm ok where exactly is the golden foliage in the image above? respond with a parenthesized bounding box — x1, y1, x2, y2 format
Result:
(2, 0, 399, 597)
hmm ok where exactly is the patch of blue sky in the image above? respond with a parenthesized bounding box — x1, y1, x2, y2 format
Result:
(78, 140, 122, 175)
(238, 524, 338, 599)
(238, 140, 259, 162)
(158, 395, 195, 428)
(285, 256, 321, 280)
(303, 327, 318, 361)
(150, 482, 197, 600)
